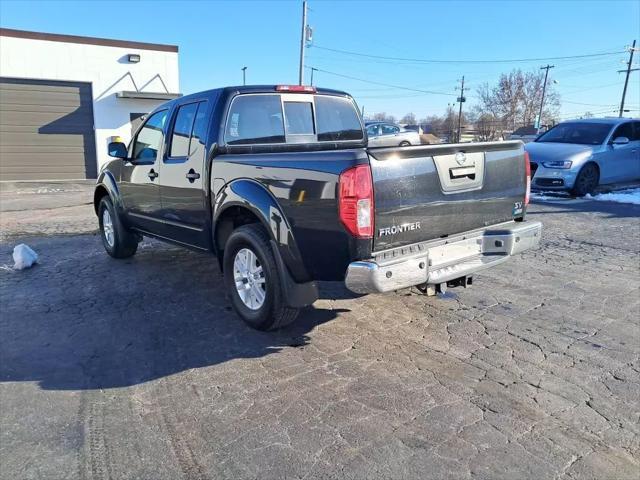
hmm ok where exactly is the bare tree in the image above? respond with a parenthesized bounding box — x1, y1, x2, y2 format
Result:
(475, 69, 560, 134)
(371, 112, 397, 123)
(419, 115, 445, 135)
(474, 113, 500, 141)
(399, 112, 417, 125)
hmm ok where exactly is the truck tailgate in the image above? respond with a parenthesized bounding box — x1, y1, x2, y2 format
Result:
(369, 141, 526, 252)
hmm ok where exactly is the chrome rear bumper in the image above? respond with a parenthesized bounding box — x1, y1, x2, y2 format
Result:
(345, 221, 542, 294)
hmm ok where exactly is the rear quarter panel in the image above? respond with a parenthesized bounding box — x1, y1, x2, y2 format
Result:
(212, 149, 370, 281)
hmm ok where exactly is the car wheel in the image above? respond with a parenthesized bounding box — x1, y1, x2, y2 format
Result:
(399, 141, 411, 147)
(98, 196, 139, 258)
(571, 163, 599, 196)
(223, 224, 299, 331)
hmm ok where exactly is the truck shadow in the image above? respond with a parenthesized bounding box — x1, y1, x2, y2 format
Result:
(0, 236, 348, 391)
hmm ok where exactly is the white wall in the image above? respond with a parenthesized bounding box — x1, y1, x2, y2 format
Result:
(0, 35, 180, 170)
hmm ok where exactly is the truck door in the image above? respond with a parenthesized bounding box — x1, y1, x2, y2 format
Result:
(158, 99, 211, 248)
(120, 109, 168, 233)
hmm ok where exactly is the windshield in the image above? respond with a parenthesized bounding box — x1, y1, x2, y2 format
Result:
(536, 122, 612, 145)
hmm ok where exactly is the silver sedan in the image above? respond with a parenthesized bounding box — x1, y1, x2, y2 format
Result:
(366, 122, 421, 147)
(525, 118, 640, 196)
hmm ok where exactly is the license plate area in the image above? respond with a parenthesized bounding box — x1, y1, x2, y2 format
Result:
(429, 237, 483, 268)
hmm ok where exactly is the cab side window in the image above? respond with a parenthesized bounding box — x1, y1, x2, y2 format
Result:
(382, 124, 399, 135)
(133, 110, 168, 161)
(612, 122, 633, 142)
(366, 125, 380, 137)
(168, 101, 209, 158)
(631, 121, 640, 141)
(170, 103, 198, 157)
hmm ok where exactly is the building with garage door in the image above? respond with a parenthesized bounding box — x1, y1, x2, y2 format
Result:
(0, 28, 181, 181)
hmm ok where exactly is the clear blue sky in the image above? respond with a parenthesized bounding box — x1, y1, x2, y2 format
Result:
(1, 0, 639, 120)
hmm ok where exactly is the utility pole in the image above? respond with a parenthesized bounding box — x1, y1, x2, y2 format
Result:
(310, 67, 317, 86)
(456, 76, 465, 143)
(298, 1, 307, 85)
(618, 40, 638, 117)
(241, 66, 247, 86)
(538, 64, 555, 128)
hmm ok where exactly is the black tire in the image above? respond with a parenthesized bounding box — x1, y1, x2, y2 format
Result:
(399, 141, 411, 147)
(98, 196, 138, 259)
(223, 224, 299, 331)
(571, 163, 599, 196)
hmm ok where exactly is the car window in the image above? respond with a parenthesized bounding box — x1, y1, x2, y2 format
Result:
(190, 103, 208, 155)
(366, 124, 380, 136)
(536, 122, 611, 145)
(315, 96, 363, 142)
(133, 109, 168, 161)
(284, 101, 314, 135)
(612, 122, 633, 142)
(225, 95, 285, 145)
(632, 121, 640, 141)
(170, 103, 198, 157)
(382, 124, 399, 135)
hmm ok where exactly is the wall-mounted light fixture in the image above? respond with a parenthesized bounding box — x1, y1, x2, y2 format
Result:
(127, 54, 141, 63)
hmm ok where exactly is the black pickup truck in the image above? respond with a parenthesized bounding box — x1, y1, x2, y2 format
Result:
(95, 85, 541, 330)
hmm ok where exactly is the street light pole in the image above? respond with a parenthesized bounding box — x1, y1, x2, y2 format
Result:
(298, 1, 307, 85)
(538, 64, 555, 128)
(241, 66, 247, 86)
(310, 67, 317, 86)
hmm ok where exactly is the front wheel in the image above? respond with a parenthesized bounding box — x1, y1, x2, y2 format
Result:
(223, 224, 299, 331)
(571, 163, 599, 196)
(399, 141, 411, 147)
(98, 196, 139, 258)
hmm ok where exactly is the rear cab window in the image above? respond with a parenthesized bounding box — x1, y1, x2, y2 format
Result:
(224, 92, 363, 146)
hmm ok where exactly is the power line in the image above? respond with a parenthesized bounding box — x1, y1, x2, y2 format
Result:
(311, 44, 626, 65)
(306, 66, 457, 96)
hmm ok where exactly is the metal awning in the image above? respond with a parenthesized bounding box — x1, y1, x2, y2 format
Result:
(116, 91, 182, 100)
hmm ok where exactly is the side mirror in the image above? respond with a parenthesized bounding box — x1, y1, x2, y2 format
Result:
(108, 141, 128, 158)
(612, 136, 630, 146)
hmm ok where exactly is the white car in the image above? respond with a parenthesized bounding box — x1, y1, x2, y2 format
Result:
(365, 122, 421, 147)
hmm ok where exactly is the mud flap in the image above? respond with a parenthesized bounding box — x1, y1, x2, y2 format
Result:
(270, 240, 318, 308)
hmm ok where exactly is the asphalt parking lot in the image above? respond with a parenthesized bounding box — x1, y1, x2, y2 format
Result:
(1, 185, 639, 480)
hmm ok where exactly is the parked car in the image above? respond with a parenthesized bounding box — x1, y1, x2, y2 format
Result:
(525, 118, 640, 196)
(365, 121, 421, 147)
(96, 85, 541, 331)
(509, 125, 547, 143)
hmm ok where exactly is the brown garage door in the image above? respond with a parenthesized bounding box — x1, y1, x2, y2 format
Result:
(0, 77, 97, 181)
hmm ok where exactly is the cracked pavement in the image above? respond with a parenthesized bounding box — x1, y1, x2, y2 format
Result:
(0, 193, 639, 479)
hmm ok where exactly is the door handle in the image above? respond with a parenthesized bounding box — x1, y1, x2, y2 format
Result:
(148, 169, 158, 180)
(185, 169, 201, 183)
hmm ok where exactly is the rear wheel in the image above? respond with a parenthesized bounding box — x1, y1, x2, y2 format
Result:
(98, 196, 138, 258)
(399, 141, 411, 147)
(571, 163, 599, 196)
(223, 224, 299, 331)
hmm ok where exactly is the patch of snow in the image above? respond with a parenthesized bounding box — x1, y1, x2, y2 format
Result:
(531, 192, 570, 202)
(585, 188, 640, 205)
(12, 244, 38, 270)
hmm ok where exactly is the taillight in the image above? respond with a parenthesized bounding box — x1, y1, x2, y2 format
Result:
(339, 164, 374, 238)
(275, 85, 317, 93)
(524, 151, 531, 206)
